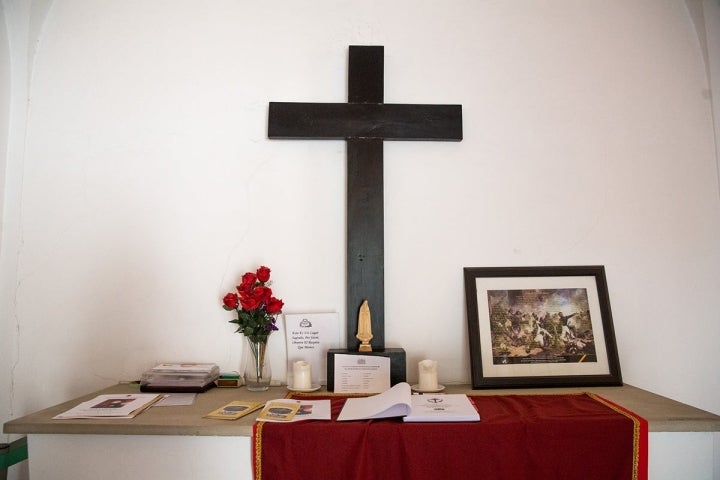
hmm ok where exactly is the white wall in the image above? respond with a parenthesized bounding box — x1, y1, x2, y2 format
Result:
(2, 0, 720, 462)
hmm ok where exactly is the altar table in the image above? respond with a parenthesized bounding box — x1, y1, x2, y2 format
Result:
(3, 384, 720, 480)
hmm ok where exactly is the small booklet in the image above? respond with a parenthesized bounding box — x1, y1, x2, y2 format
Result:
(256, 399, 331, 423)
(403, 394, 480, 422)
(256, 401, 302, 422)
(53, 393, 165, 420)
(337, 382, 480, 422)
(204, 401, 264, 420)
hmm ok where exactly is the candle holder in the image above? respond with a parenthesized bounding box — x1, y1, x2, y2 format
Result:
(288, 360, 321, 392)
(412, 359, 445, 393)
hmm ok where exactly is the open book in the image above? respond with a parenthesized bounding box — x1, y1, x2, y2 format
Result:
(337, 382, 480, 422)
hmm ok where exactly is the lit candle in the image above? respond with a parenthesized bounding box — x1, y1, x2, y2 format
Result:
(418, 359, 438, 391)
(293, 360, 312, 390)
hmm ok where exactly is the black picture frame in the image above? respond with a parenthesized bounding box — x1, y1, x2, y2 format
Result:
(464, 265, 622, 389)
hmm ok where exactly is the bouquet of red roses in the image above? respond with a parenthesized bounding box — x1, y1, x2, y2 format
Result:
(222, 266, 284, 343)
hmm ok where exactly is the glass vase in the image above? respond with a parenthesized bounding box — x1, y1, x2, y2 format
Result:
(244, 337, 271, 391)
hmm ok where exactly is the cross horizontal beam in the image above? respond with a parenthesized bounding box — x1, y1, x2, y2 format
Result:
(268, 102, 463, 141)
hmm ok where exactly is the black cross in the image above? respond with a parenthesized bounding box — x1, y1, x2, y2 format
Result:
(268, 46, 462, 350)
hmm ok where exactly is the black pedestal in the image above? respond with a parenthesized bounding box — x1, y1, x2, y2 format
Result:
(326, 348, 407, 392)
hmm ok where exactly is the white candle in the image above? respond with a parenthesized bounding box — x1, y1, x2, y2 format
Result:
(418, 359, 438, 391)
(293, 360, 312, 389)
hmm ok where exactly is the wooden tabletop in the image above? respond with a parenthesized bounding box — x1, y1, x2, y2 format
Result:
(4, 383, 720, 437)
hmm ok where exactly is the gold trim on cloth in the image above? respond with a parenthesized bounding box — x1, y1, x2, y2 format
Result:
(587, 392, 643, 480)
(253, 422, 265, 480)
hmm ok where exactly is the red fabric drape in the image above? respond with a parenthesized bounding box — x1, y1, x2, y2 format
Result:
(253, 392, 647, 480)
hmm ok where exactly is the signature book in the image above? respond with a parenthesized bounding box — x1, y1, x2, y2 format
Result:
(337, 382, 480, 422)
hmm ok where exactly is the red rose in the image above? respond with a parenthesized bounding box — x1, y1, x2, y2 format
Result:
(266, 297, 284, 314)
(237, 272, 257, 294)
(239, 293, 261, 311)
(251, 286, 272, 305)
(256, 266, 271, 283)
(222, 293, 239, 309)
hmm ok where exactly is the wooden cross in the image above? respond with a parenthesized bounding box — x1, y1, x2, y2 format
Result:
(268, 46, 462, 350)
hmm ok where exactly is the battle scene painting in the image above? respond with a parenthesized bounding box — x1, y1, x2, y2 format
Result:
(487, 288, 596, 365)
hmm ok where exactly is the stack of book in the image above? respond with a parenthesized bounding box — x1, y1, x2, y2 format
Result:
(140, 363, 220, 392)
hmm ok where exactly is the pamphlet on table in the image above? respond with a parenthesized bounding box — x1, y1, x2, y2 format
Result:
(204, 401, 264, 420)
(52, 393, 165, 419)
(256, 398, 331, 422)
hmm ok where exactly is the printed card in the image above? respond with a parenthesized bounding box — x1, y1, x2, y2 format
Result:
(204, 401, 264, 420)
(256, 401, 301, 422)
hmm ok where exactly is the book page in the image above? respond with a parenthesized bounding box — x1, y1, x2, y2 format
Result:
(403, 394, 480, 422)
(336, 382, 411, 421)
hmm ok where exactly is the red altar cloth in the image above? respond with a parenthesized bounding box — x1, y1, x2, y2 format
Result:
(253, 392, 647, 480)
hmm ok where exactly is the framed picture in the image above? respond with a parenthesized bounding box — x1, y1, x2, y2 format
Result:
(464, 265, 622, 389)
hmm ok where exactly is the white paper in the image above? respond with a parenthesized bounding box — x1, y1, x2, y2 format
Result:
(403, 394, 480, 422)
(255, 398, 331, 422)
(337, 382, 411, 421)
(284, 313, 341, 386)
(333, 354, 391, 394)
(154, 393, 196, 406)
(52, 393, 164, 419)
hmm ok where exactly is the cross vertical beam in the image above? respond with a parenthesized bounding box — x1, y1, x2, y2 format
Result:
(346, 46, 385, 349)
(347, 137, 384, 349)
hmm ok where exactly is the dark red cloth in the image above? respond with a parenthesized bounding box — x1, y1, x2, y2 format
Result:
(253, 392, 647, 480)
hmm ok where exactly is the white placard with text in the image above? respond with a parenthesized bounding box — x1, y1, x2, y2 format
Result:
(333, 354, 391, 394)
(284, 313, 341, 386)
